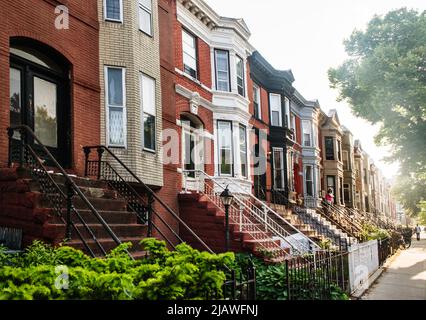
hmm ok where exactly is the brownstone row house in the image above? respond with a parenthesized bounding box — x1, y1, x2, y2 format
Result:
(0, 0, 398, 258)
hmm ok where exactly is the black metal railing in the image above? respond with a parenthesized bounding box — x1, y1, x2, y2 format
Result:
(83, 146, 213, 253)
(378, 237, 399, 266)
(222, 257, 257, 300)
(7, 126, 124, 258)
(285, 250, 350, 300)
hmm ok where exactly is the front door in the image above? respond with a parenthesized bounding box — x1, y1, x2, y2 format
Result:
(9, 52, 70, 167)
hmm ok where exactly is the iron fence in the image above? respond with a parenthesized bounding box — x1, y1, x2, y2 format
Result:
(378, 237, 399, 266)
(285, 251, 350, 300)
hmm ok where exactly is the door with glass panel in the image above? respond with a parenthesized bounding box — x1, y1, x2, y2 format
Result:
(10, 45, 69, 167)
(182, 116, 204, 191)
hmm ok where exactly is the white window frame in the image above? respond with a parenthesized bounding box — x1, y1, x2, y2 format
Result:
(302, 120, 312, 147)
(138, 0, 153, 36)
(105, 66, 127, 148)
(343, 150, 349, 170)
(270, 93, 282, 127)
(239, 125, 248, 178)
(104, 0, 123, 23)
(305, 165, 314, 197)
(217, 120, 233, 176)
(290, 113, 296, 134)
(285, 97, 290, 128)
(141, 73, 156, 152)
(215, 49, 231, 92)
(273, 147, 285, 190)
(236, 55, 245, 97)
(182, 29, 198, 79)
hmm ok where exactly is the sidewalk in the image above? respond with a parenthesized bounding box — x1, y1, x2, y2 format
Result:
(361, 233, 426, 300)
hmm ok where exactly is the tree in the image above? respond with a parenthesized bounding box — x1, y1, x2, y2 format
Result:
(328, 8, 426, 216)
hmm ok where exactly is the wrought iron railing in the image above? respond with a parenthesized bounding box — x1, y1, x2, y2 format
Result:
(183, 170, 321, 256)
(7, 126, 124, 258)
(83, 146, 213, 253)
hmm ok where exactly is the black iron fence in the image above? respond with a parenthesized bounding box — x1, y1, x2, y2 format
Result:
(378, 237, 399, 266)
(285, 251, 350, 300)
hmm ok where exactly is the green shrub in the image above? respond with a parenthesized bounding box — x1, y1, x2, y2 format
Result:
(0, 239, 233, 300)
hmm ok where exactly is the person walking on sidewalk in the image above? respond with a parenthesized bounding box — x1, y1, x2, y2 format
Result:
(415, 224, 422, 241)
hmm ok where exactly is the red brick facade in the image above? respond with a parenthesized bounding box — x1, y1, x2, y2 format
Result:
(0, 0, 100, 174)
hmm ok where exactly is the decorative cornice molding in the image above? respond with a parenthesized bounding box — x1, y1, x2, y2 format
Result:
(175, 84, 214, 111)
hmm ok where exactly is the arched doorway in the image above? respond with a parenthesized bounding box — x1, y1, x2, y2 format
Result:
(181, 113, 204, 190)
(9, 38, 71, 167)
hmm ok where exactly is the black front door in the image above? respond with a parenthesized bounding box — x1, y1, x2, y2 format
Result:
(10, 54, 70, 167)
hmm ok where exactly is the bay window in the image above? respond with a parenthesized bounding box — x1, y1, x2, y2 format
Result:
(182, 30, 197, 79)
(285, 97, 290, 127)
(106, 67, 126, 147)
(218, 121, 233, 176)
(239, 125, 247, 178)
(138, 0, 153, 35)
(141, 74, 156, 151)
(215, 50, 230, 92)
(236, 56, 245, 96)
(270, 93, 282, 127)
(290, 113, 296, 134)
(343, 151, 349, 170)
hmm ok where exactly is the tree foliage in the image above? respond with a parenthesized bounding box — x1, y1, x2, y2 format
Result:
(328, 8, 426, 216)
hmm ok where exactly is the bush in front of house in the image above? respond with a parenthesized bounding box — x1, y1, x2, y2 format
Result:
(0, 239, 234, 300)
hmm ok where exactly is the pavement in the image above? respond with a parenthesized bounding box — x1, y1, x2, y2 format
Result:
(361, 232, 426, 300)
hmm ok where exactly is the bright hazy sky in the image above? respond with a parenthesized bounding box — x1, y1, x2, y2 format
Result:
(205, 0, 425, 181)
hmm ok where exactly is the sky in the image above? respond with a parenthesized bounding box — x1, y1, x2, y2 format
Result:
(204, 0, 425, 181)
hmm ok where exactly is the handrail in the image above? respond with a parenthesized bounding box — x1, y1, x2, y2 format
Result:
(83, 146, 214, 254)
(318, 202, 360, 240)
(325, 201, 363, 233)
(183, 170, 321, 254)
(7, 125, 125, 257)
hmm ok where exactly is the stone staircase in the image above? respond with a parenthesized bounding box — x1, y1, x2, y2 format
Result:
(178, 192, 289, 263)
(0, 168, 148, 258)
(271, 203, 355, 250)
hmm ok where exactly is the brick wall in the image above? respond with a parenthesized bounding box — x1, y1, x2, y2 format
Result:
(0, 0, 100, 174)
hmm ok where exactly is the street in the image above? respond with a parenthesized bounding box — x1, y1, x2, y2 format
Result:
(362, 231, 426, 300)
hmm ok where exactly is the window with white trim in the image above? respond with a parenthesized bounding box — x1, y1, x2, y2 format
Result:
(285, 97, 290, 127)
(106, 67, 126, 147)
(290, 113, 296, 134)
(239, 125, 247, 178)
(305, 165, 314, 196)
(215, 49, 230, 92)
(236, 56, 245, 97)
(270, 93, 282, 127)
(141, 74, 156, 151)
(343, 151, 349, 170)
(182, 30, 197, 79)
(105, 0, 123, 22)
(303, 120, 312, 147)
(138, 0, 153, 35)
(218, 121, 233, 176)
(273, 148, 285, 190)
(253, 84, 261, 119)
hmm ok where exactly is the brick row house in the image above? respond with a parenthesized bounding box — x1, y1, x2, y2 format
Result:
(0, 0, 399, 257)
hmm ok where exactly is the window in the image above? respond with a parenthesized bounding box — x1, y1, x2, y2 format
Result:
(343, 151, 349, 170)
(344, 183, 350, 204)
(105, 0, 123, 22)
(106, 67, 126, 147)
(290, 113, 296, 134)
(218, 121, 233, 176)
(302, 120, 312, 147)
(253, 84, 261, 119)
(270, 94, 282, 127)
(141, 74, 156, 151)
(363, 168, 368, 184)
(138, 0, 153, 35)
(325, 137, 335, 160)
(239, 125, 247, 178)
(273, 148, 285, 190)
(215, 50, 230, 92)
(305, 166, 313, 197)
(327, 176, 336, 203)
(339, 177, 344, 205)
(236, 56, 245, 96)
(337, 140, 342, 162)
(285, 98, 290, 128)
(182, 30, 197, 79)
